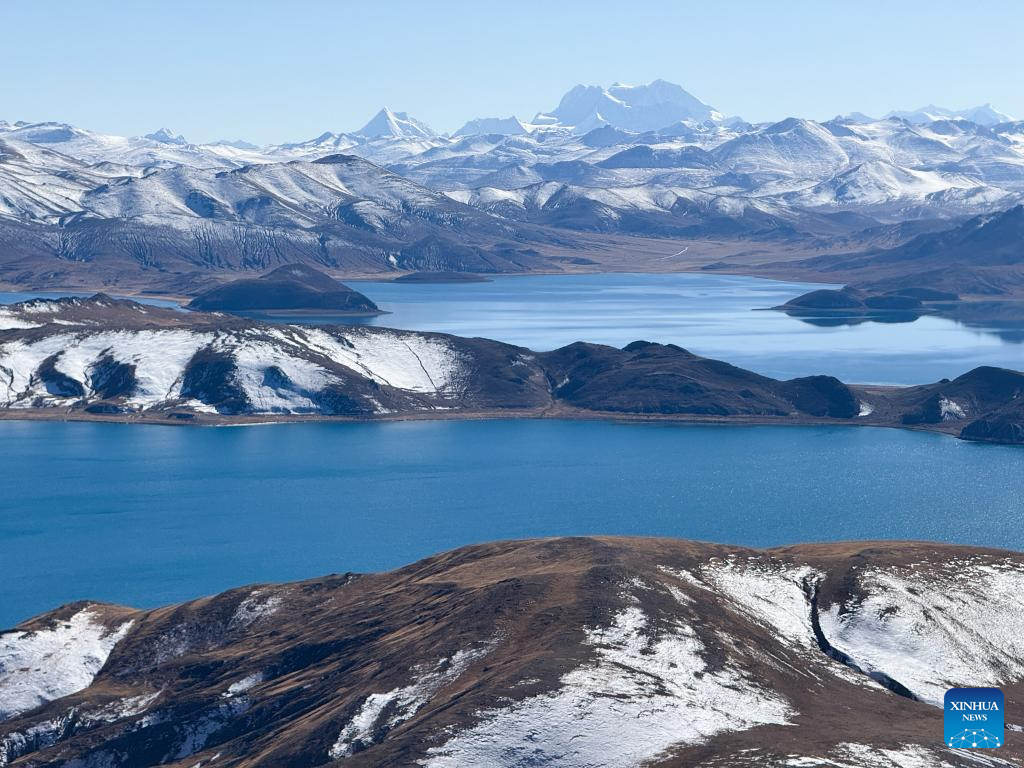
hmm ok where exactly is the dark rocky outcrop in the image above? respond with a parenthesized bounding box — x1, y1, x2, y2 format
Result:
(778, 286, 927, 316)
(179, 348, 249, 414)
(539, 340, 842, 417)
(87, 355, 137, 400)
(539, 341, 860, 418)
(961, 399, 1024, 443)
(779, 375, 860, 418)
(862, 294, 923, 310)
(871, 366, 1024, 436)
(35, 354, 85, 398)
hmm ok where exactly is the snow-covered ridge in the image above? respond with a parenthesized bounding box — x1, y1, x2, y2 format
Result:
(0, 320, 468, 415)
(0, 609, 133, 721)
(425, 555, 1024, 766)
(783, 742, 1019, 767)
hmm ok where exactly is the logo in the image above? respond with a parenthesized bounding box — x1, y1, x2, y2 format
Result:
(945, 688, 1003, 748)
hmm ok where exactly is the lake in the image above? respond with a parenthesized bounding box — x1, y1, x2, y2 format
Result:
(3, 273, 1021, 383)
(347, 274, 1023, 384)
(3, 419, 1022, 627)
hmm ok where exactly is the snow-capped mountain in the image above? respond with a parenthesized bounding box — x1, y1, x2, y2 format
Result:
(143, 127, 188, 145)
(356, 107, 436, 139)
(0, 138, 129, 221)
(886, 103, 1016, 126)
(0, 142, 556, 290)
(270, 130, 360, 157)
(534, 79, 726, 132)
(784, 159, 1010, 214)
(453, 115, 531, 137)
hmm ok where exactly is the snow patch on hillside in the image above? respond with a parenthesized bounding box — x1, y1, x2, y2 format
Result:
(223, 673, 263, 699)
(818, 560, 1024, 706)
(423, 602, 791, 767)
(0, 712, 74, 766)
(0, 310, 41, 330)
(0, 609, 133, 721)
(782, 742, 1016, 767)
(330, 643, 494, 759)
(82, 691, 161, 725)
(939, 396, 966, 420)
(230, 590, 282, 629)
(302, 327, 466, 395)
(701, 559, 820, 647)
(220, 334, 334, 412)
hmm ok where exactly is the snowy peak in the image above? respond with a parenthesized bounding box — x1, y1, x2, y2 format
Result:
(144, 128, 187, 145)
(275, 131, 358, 155)
(209, 138, 260, 150)
(357, 107, 436, 139)
(453, 116, 530, 137)
(535, 79, 725, 133)
(886, 103, 1016, 127)
(144, 127, 188, 145)
(839, 111, 876, 124)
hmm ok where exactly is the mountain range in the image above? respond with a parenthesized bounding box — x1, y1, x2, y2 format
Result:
(3, 536, 1023, 766)
(2, 81, 1023, 293)
(883, 103, 1015, 126)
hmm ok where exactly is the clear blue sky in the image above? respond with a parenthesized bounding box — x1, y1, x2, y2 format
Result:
(4, 0, 1021, 143)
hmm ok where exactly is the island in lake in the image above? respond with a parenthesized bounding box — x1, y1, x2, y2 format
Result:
(392, 271, 492, 284)
(1, 295, 1021, 444)
(186, 264, 383, 315)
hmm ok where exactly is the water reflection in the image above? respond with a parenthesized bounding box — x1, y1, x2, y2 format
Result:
(3, 275, 1022, 384)
(782, 300, 1024, 344)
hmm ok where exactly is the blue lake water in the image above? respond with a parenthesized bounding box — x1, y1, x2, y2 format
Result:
(3, 274, 1023, 626)
(3, 419, 1023, 627)
(3, 273, 1021, 383)
(347, 274, 1023, 384)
